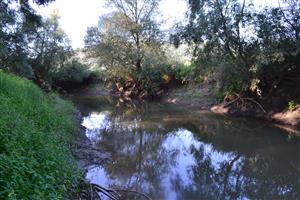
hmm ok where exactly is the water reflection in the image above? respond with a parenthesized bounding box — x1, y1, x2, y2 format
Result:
(76, 97, 300, 200)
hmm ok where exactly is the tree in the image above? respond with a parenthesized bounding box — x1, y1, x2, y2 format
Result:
(172, 0, 300, 101)
(85, 13, 135, 71)
(106, 0, 162, 71)
(172, 0, 256, 93)
(85, 0, 163, 72)
(30, 10, 72, 81)
(250, 0, 300, 100)
(0, 0, 54, 77)
(1, 1, 91, 89)
(84, 0, 168, 97)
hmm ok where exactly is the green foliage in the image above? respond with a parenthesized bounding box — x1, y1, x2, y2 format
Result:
(0, 5, 82, 89)
(137, 64, 171, 95)
(102, 62, 173, 97)
(287, 132, 296, 141)
(173, 0, 300, 99)
(0, 71, 81, 199)
(173, 63, 197, 85)
(84, 1, 168, 96)
(0, 0, 55, 78)
(84, 8, 163, 70)
(51, 60, 92, 84)
(30, 11, 73, 81)
(287, 101, 297, 111)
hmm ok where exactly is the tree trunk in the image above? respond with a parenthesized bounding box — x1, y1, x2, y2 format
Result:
(136, 32, 142, 71)
(136, 58, 141, 71)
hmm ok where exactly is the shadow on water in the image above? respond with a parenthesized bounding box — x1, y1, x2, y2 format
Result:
(71, 95, 300, 200)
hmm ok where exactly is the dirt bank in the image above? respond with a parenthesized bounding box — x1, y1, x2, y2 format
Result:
(162, 87, 300, 136)
(161, 86, 217, 110)
(211, 103, 300, 136)
(211, 101, 300, 125)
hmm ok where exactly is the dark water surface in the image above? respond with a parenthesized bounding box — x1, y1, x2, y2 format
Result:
(72, 95, 300, 200)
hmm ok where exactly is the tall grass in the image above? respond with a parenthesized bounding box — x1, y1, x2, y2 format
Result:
(0, 71, 81, 199)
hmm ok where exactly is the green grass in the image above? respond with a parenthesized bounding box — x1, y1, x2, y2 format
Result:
(0, 71, 81, 199)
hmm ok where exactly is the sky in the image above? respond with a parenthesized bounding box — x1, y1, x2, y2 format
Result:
(32, 0, 279, 49)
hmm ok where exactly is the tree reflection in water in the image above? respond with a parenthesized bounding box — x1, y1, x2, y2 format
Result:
(80, 100, 300, 200)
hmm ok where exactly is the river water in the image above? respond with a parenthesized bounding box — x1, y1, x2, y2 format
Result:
(72, 95, 300, 200)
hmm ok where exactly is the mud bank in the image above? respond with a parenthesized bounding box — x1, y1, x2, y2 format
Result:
(211, 103, 300, 136)
(161, 87, 300, 136)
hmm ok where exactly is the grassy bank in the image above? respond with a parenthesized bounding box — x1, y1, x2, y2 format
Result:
(0, 71, 81, 199)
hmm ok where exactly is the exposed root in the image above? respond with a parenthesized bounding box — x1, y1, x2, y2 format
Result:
(224, 93, 266, 113)
(243, 97, 266, 113)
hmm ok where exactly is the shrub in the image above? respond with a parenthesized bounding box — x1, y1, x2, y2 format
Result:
(51, 60, 92, 85)
(137, 64, 171, 95)
(173, 63, 197, 85)
(103, 63, 174, 97)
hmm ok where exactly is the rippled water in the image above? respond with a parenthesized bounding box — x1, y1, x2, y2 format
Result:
(72, 96, 300, 200)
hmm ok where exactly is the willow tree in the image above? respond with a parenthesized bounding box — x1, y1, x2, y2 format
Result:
(107, 0, 162, 71)
(85, 0, 163, 72)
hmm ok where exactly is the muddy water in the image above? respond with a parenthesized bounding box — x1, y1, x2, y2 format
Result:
(72, 95, 300, 200)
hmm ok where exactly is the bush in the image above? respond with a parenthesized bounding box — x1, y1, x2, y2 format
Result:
(51, 60, 92, 86)
(0, 71, 81, 199)
(173, 63, 197, 85)
(103, 63, 174, 97)
(138, 64, 172, 95)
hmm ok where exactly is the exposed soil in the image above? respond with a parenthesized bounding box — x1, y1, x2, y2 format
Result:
(212, 103, 300, 136)
(161, 85, 217, 110)
(163, 86, 300, 136)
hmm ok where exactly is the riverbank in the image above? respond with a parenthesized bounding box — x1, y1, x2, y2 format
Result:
(0, 71, 83, 199)
(69, 83, 300, 136)
(162, 85, 217, 110)
(163, 87, 300, 136)
(211, 103, 300, 135)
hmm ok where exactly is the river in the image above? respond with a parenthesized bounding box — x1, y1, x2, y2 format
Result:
(71, 95, 300, 200)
